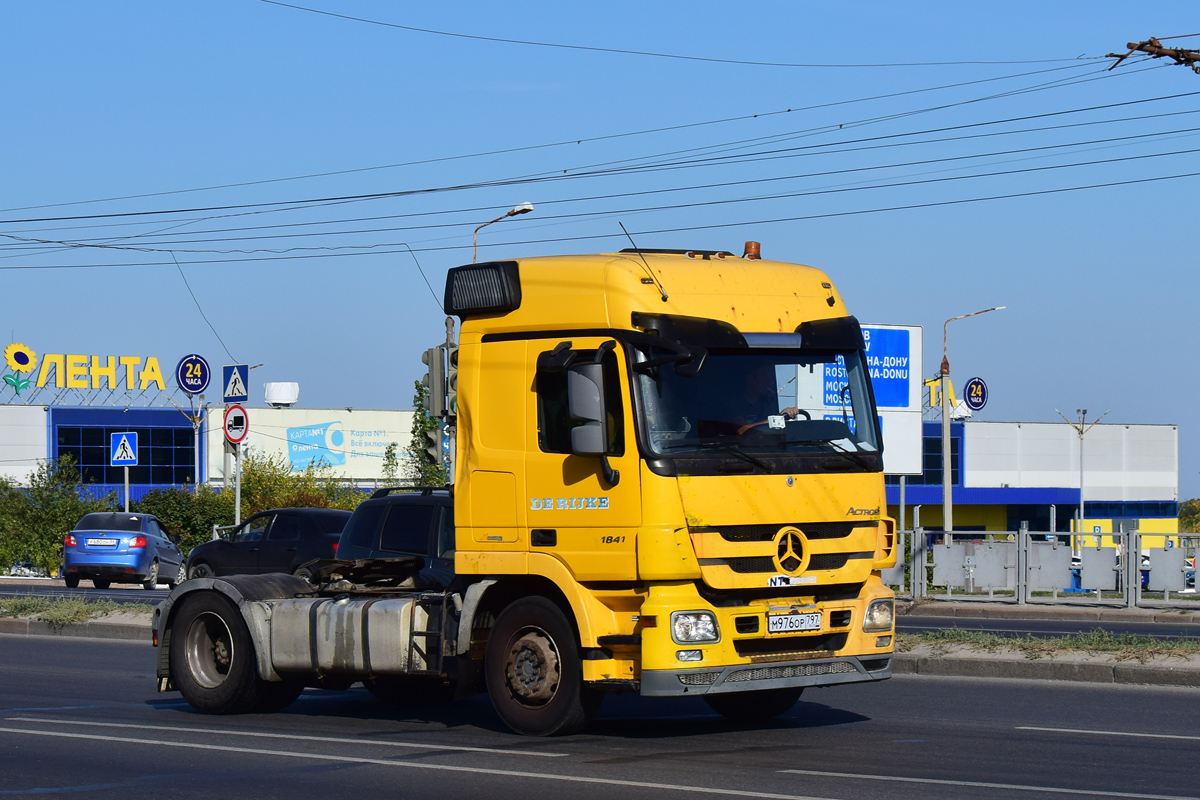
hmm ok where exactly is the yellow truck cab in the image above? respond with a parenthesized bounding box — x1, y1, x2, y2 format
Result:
(448, 244, 896, 733)
(153, 243, 896, 738)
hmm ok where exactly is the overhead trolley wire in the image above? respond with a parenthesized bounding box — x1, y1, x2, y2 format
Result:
(258, 0, 1103, 69)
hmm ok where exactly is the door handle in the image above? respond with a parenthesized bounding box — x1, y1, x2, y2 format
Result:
(285, 547, 297, 552)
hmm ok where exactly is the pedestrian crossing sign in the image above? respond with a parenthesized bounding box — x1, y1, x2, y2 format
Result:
(110, 432, 138, 466)
(222, 364, 249, 403)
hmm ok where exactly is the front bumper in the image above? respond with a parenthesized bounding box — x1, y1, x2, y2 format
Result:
(642, 654, 892, 697)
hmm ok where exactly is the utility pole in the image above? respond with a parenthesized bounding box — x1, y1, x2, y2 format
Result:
(1056, 408, 1110, 538)
(1108, 37, 1200, 74)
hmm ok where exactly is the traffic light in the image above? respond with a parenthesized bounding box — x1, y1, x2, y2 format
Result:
(421, 345, 446, 418)
(446, 344, 459, 420)
(424, 424, 443, 465)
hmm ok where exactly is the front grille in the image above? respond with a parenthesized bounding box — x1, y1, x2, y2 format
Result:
(718, 552, 871, 574)
(860, 658, 891, 672)
(829, 610, 852, 628)
(726, 661, 857, 682)
(725, 557, 776, 573)
(678, 672, 721, 686)
(693, 522, 869, 543)
(735, 632, 848, 659)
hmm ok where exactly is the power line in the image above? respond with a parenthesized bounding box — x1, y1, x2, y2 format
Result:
(0, 63, 1099, 216)
(260, 0, 1100, 69)
(3, 169, 1197, 269)
(9, 125, 1195, 252)
(170, 252, 237, 362)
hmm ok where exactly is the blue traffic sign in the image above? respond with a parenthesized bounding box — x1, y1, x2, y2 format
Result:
(963, 377, 988, 411)
(176, 354, 211, 395)
(222, 364, 249, 403)
(110, 432, 138, 466)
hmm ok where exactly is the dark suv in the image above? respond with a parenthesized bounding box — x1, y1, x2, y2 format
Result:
(186, 507, 351, 580)
(336, 488, 454, 583)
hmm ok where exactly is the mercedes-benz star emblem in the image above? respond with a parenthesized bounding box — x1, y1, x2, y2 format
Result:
(775, 529, 804, 574)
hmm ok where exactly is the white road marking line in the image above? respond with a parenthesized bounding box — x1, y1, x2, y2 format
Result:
(778, 769, 1199, 800)
(0, 726, 836, 800)
(1016, 726, 1200, 743)
(5, 717, 566, 758)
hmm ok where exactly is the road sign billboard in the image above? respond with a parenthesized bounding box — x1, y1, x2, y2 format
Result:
(224, 404, 249, 444)
(222, 364, 249, 403)
(110, 432, 138, 466)
(175, 354, 211, 395)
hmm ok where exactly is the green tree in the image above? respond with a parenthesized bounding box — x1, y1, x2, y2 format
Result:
(407, 380, 448, 486)
(133, 484, 235, 555)
(0, 456, 115, 575)
(380, 441, 400, 485)
(1179, 498, 1200, 533)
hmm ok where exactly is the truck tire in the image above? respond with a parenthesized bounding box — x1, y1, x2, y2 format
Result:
(170, 592, 265, 714)
(484, 596, 599, 736)
(704, 687, 803, 721)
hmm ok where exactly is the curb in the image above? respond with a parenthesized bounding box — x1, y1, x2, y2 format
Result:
(0, 616, 149, 642)
(892, 653, 1200, 687)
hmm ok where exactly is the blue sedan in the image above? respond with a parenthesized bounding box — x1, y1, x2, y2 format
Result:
(62, 512, 183, 590)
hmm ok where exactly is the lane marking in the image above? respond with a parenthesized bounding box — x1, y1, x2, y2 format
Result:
(778, 769, 1199, 800)
(1, 705, 102, 712)
(1017, 726, 1200, 743)
(0, 726, 837, 800)
(6, 717, 567, 758)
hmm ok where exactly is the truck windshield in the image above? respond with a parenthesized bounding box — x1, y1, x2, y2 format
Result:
(633, 344, 880, 463)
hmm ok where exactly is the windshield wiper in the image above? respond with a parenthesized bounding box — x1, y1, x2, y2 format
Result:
(659, 441, 770, 472)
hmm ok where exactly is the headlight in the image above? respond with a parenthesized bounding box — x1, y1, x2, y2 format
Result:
(863, 599, 894, 632)
(671, 611, 720, 643)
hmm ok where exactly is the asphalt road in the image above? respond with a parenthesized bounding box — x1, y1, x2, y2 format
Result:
(2, 634, 1198, 800)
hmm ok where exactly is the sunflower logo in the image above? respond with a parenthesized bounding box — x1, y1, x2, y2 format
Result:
(4, 343, 37, 395)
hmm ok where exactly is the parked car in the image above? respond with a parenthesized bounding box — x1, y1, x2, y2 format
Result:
(63, 512, 183, 590)
(185, 507, 351, 580)
(335, 487, 454, 584)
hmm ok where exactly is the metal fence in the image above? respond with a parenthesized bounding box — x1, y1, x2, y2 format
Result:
(882, 526, 1197, 609)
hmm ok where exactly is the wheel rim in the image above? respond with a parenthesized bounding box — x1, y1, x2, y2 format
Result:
(504, 626, 561, 707)
(183, 611, 235, 689)
(191, 563, 213, 579)
(146, 561, 158, 585)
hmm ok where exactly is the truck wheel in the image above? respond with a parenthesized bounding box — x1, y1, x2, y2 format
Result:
(170, 592, 264, 714)
(704, 687, 804, 721)
(64, 575, 79, 589)
(364, 675, 454, 705)
(484, 596, 598, 736)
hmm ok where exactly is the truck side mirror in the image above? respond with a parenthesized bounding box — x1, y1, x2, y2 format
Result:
(566, 345, 620, 487)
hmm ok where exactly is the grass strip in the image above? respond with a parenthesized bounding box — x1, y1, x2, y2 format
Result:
(0, 596, 155, 625)
(897, 627, 1200, 662)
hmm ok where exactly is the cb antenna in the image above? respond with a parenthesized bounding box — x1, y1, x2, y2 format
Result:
(619, 221, 668, 303)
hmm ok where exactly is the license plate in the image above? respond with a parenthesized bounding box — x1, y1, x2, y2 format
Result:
(767, 612, 821, 633)
(86, 538, 118, 547)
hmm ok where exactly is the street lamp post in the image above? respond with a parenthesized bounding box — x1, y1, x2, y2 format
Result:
(473, 202, 534, 262)
(1056, 407, 1110, 537)
(940, 306, 1005, 535)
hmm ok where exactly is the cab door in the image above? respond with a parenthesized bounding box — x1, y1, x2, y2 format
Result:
(524, 337, 641, 581)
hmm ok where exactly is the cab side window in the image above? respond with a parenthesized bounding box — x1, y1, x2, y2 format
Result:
(536, 348, 624, 455)
(379, 504, 434, 556)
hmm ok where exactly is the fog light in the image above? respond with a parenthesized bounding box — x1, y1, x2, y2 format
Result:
(876, 635, 892, 647)
(671, 611, 719, 643)
(863, 599, 894, 632)
(676, 649, 703, 662)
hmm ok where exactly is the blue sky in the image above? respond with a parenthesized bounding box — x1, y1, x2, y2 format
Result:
(1, 2, 1196, 495)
